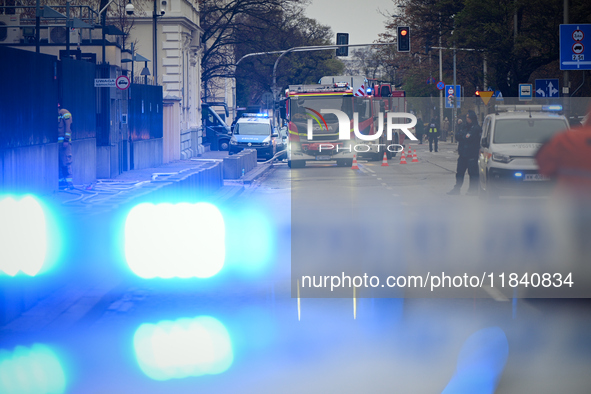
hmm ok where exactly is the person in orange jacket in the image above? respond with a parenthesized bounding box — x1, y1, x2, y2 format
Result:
(535, 113, 591, 197)
(58, 105, 73, 189)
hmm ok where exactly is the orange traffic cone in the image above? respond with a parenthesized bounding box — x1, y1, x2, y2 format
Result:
(412, 149, 419, 163)
(400, 150, 407, 164)
(381, 151, 389, 167)
(407, 146, 412, 158)
(351, 154, 359, 170)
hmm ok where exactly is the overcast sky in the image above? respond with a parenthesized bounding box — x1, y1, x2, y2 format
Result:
(304, 0, 398, 49)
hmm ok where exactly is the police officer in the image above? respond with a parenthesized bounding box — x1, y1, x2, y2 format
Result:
(58, 105, 73, 189)
(448, 110, 481, 195)
(427, 119, 440, 152)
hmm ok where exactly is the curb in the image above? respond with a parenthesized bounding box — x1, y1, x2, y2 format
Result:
(242, 161, 274, 184)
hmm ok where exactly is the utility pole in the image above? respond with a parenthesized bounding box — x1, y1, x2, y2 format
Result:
(563, 0, 570, 115)
(153, 0, 158, 85)
(438, 13, 443, 139)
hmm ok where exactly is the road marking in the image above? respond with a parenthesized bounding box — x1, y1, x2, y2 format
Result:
(381, 183, 387, 186)
(377, 177, 382, 180)
(386, 187, 393, 190)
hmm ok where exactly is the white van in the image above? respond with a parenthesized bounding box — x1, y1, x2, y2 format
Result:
(478, 105, 569, 198)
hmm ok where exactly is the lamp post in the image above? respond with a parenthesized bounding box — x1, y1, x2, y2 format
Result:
(153, 0, 165, 85)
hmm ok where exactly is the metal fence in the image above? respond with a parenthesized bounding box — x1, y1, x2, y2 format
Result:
(0, 46, 57, 150)
(59, 58, 96, 141)
(129, 84, 163, 141)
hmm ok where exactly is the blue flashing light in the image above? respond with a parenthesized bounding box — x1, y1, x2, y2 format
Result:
(0, 344, 67, 394)
(224, 207, 274, 275)
(0, 195, 48, 276)
(542, 105, 562, 112)
(366, 87, 372, 94)
(133, 316, 233, 381)
(514, 172, 523, 177)
(124, 202, 225, 278)
(242, 113, 269, 118)
(442, 327, 508, 394)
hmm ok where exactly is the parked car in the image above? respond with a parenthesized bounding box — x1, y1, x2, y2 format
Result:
(202, 102, 231, 151)
(478, 104, 569, 198)
(229, 113, 278, 160)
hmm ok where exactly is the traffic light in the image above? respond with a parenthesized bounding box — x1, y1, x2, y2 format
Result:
(397, 27, 410, 52)
(336, 33, 349, 57)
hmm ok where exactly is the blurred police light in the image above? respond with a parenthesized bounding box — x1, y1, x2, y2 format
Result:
(0, 195, 47, 276)
(442, 327, 508, 394)
(514, 172, 523, 177)
(224, 207, 275, 274)
(124, 202, 225, 278)
(541, 105, 563, 112)
(0, 344, 67, 394)
(133, 316, 233, 381)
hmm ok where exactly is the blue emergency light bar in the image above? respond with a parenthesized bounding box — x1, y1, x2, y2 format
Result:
(241, 113, 269, 118)
(541, 105, 563, 112)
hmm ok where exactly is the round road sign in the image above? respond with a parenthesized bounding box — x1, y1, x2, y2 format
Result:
(116, 75, 130, 90)
(572, 42, 584, 54)
(447, 87, 454, 95)
(436, 81, 445, 90)
(573, 30, 584, 41)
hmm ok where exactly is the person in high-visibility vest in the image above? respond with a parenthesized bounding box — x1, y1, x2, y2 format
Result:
(58, 105, 73, 189)
(427, 119, 440, 152)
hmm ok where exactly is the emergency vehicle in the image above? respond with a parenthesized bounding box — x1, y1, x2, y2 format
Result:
(286, 83, 361, 168)
(229, 113, 277, 160)
(478, 104, 569, 198)
(321, 76, 409, 160)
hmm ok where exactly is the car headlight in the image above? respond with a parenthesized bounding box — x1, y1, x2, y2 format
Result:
(230, 139, 237, 145)
(492, 152, 512, 163)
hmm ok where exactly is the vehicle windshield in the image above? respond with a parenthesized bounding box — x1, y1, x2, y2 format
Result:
(493, 118, 568, 144)
(234, 122, 271, 135)
(289, 95, 353, 139)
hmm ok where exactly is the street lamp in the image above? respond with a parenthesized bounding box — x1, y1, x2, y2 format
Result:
(98, 0, 135, 63)
(140, 61, 151, 85)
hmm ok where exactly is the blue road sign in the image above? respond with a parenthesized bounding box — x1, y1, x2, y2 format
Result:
(494, 91, 504, 101)
(560, 24, 591, 70)
(436, 81, 445, 90)
(445, 85, 461, 108)
(519, 84, 533, 101)
(535, 79, 560, 98)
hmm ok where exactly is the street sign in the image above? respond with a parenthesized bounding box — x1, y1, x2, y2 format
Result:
(436, 81, 444, 90)
(94, 78, 116, 88)
(535, 79, 559, 98)
(445, 84, 461, 108)
(478, 91, 494, 105)
(519, 83, 533, 101)
(494, 91, 504, 101)
(560, 24, 591, 70)
(116, 75, 130, 90)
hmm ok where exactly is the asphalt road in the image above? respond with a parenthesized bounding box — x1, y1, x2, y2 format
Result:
(2, 142, 591, 393)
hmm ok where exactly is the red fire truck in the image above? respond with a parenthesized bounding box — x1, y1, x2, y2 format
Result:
(285, 83, 409, 168)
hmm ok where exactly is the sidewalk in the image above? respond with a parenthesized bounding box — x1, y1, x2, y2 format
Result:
(50, 149, 273, 215)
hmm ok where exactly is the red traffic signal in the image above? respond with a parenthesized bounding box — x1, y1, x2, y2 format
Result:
(397, 26, 410, 52)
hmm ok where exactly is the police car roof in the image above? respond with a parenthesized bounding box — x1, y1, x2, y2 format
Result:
(236, 116, 272, 124)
